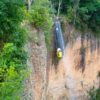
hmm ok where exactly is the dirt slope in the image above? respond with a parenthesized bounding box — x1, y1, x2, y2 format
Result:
(47, 26, 100, 100)
(24, 24, 100, 100)
(24, 27, 47, 100)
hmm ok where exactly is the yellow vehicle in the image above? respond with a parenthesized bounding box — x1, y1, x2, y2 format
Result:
(56, 48, 62, 58)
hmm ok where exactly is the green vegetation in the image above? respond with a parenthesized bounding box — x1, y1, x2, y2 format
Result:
(0, 0, 53, 98)
(88, 87, 100, 100)
(51, 0, 100, 35)
(30, 0, 53, 31)
(0, 0, 28, 99)
(30, 0, 53, 50)
(0, 0, 100, 99)
(74, 0, 100, 34)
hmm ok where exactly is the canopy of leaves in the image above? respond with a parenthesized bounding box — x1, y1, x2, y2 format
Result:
(76, 0, 100, 34)
(51, 0, 100, 35)
(0, 0, 26, 43)
(88, 87, 100, 100)
(0, 0, 28, 99)
(30, 0, 53, 31)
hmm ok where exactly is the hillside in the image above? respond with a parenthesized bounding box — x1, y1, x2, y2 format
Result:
(0, 0, 100, 100)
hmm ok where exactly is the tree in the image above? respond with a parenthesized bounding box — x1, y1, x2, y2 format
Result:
(51, 0, 100, 35)
(0, 0, 28, 99)
(30, 0, 53, 30)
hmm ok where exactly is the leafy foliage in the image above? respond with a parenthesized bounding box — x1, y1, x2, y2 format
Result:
(50, 0, 69, 14)
(88, 87, 100, 100)
(0, 0, 28, 99)
(0, 0, 27, 46)
(30, 0, 53, 31)
(51, 0, 100, 35)
(0, 43, 27, 99)
(29, 0, 53, 50)
(75, 0, 100, 33)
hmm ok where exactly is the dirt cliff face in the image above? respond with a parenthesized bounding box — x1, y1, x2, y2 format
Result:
(47, 25, 100, 100)
(25, 24, 100, 100)
(25, 26, 47, 100)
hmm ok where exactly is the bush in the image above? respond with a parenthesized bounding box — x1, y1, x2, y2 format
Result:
(0, 42, 28, 99)
(30, 7, 53, 31)
(29, 0, 53, 51)
(68, 0, 100, 35)
(0, 0, 28, 99)
(51, 0, 100, 35)
(88, 87, 100, 100)
(30, 0, 53, 31)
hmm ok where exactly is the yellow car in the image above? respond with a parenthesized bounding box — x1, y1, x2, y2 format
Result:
(56, 48, 63, 58)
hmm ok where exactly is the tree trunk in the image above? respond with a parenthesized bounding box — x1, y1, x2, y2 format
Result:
(27, 0, 33, 10)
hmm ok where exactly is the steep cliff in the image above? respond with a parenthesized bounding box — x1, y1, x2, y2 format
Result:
(24, 25, 47, 100)
(24, 23, 100, 100)
(47, 24, 100, 100)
